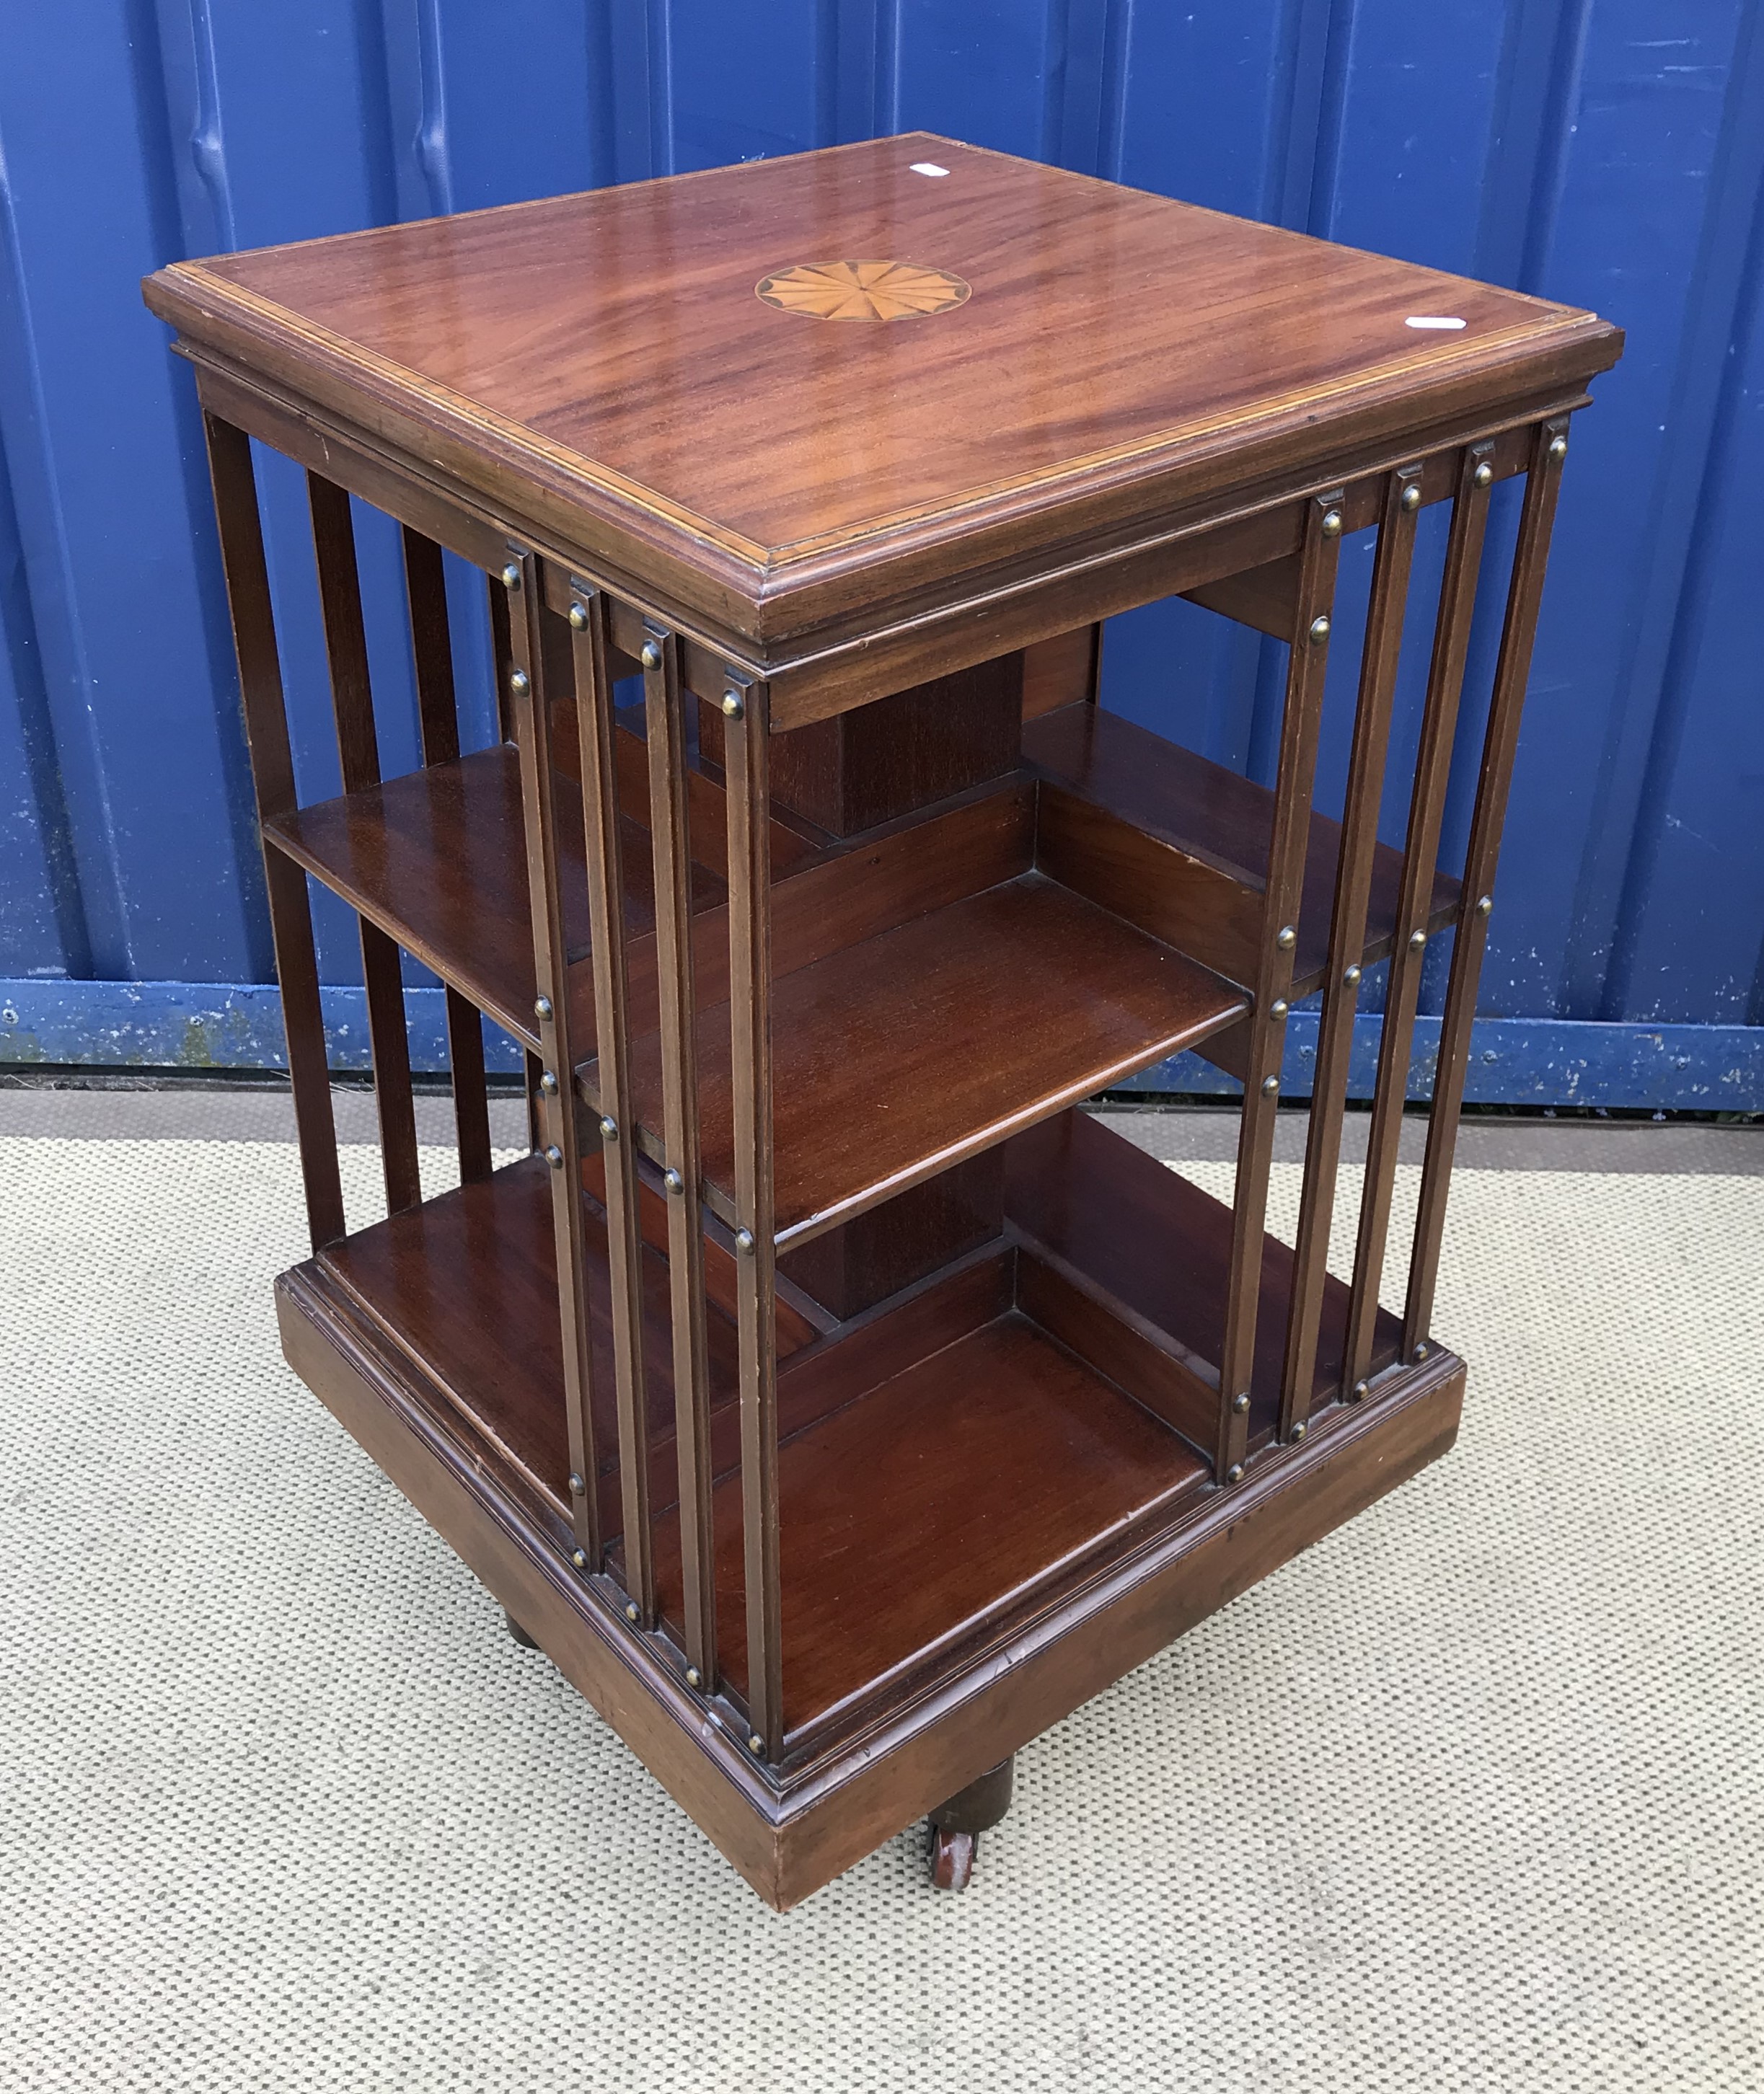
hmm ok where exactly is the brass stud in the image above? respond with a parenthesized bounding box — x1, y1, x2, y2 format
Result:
(1309, 614, 1331, 645)
(1290, 1420, 1307, 1442)
(1270, 999, 1289, 1020)
(1344, 964, 1362, 986)
(721, 689, 744, 720)
(508, 668, 531, 699)
(1226, 1463, 1245, 1486)
(1414, 1343, 1429, 1361)
(1261, 1075, 1279, 1096)
(1477, 895, 1494, 917)
(500, 561, 521, 592)
(1401, 483, 1422, 513)
(1409, 929, 1427, 950)
(1548, 434, 1569, 465)
(1276, 924, 1297, 950)
(640, 639, 663, 671)
(663, 1167, 684, 1194)
(534, 996, 553, 1022)
(568, 599, 589, 631)
(1320, 509, 1342, 538)
(544, 1144, 564, 1170)
(599, 1115, 618, 1141)
(539, 1069, 558, 1097)
(735, 1228, 756, 1255)
(1231, 1392, 1251, 1415)
(1351, 1379, 1369, 1402)
(571, 1548, 588, 1569)
(748, 1733, 765, 1756)
(685, 1667, 702, 1689)
(1473, 460, 1494, 490)
(625, 1602, 640, 1623)
(568, 1472, 585, 1496)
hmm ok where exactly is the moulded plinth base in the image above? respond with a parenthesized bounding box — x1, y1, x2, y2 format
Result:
(275, 1259, 1463, 1909)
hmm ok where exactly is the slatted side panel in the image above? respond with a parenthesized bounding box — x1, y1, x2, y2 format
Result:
(1, 4, 1761, 1084)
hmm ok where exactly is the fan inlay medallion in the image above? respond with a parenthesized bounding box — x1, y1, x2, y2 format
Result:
(756, 260, 971, 322)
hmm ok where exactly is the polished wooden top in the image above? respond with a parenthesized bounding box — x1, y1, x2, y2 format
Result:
(146, 134, 1619, 648)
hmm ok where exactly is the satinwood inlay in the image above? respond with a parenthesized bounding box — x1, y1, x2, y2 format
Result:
(756, 260, 971, 322)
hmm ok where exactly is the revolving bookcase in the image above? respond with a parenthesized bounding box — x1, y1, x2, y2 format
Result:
(145, 135, 1620, 1909)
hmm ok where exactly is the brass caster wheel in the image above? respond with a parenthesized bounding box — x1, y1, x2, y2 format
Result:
(504, 1611, 539, 1650)
(929, 1824, 976, 1891)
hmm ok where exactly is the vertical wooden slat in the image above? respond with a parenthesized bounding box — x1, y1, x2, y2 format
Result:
(1344, 443, 1498, 1392)
(307, 472, 421, 1216)
(1277, 466, 1424, 1442)
(573, 587, 665, 1653)
(504, 552, 601, 1571)
(642, 625, 707, 1652)
(1215, 490, 1344, 1483)
(723, 672, 782, 1761)
(402, 525, 493, 1185)
(1403, 418, 1572, 1356)
(202, 414, 345, 1251)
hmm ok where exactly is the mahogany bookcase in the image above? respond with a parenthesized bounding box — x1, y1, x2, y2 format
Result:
(144, 135, 1620, 1909)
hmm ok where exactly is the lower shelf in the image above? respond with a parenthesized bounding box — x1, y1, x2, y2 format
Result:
(298, 1110, 1403, 1751)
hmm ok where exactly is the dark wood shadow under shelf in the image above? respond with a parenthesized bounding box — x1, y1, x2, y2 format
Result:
(610, 872, 1249, 1249)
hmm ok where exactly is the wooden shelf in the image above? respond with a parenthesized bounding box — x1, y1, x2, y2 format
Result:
(1025, 702, 1460, 994)
(304, 1149, 1212, 1746)
(263, 744, 723, 1052)
(614, 872, 1248, 1247)
(649, 1281, 1209, 1738)
(1004, 1108, 1404, 1433)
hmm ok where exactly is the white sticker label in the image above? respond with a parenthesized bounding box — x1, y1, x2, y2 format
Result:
(1406, 315, 1466, 330)
(910, 162, 951, 178)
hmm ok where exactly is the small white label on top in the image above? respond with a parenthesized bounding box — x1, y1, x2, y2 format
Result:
(1406, 315, 1467, 330)
(910, 162, 951, 177)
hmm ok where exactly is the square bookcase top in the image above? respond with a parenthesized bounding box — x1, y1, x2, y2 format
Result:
(146, 133, 1619, 648)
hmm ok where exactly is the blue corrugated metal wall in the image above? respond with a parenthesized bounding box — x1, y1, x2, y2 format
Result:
(2, 3, 1761, 1106)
